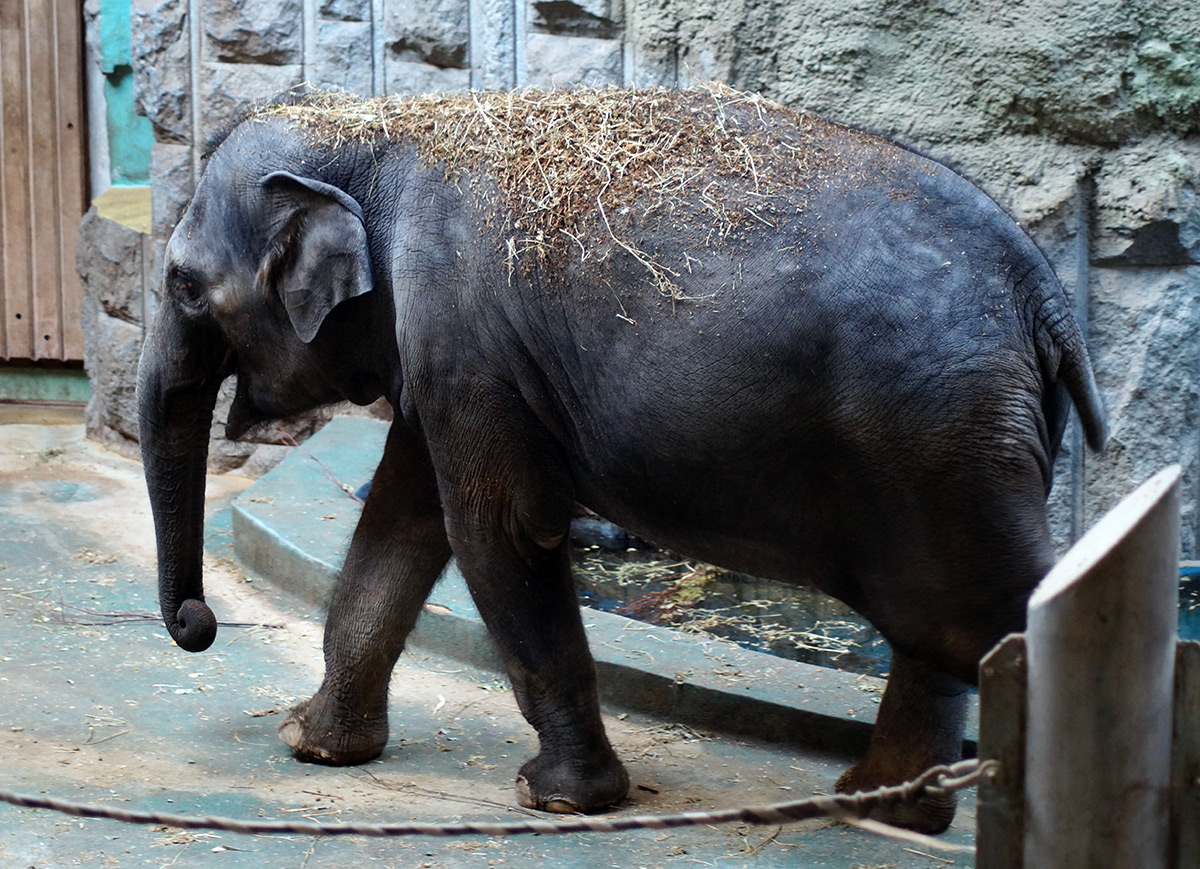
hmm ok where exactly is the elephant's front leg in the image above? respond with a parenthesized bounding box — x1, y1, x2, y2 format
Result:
(279, 421, 451, 765)
(834, 649, 969, 833)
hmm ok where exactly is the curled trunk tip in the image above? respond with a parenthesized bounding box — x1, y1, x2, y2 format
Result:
(168, 598, 218, 652)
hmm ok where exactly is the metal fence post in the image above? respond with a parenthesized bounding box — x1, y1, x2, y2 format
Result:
(1023, 465, 1181, 867)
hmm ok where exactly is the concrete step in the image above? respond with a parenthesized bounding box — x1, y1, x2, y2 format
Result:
(232, 416, 980, 757)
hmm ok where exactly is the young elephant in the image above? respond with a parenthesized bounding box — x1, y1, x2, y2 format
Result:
(137, 86, 1105, 834)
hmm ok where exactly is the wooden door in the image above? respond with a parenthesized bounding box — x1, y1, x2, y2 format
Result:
(0, 0, 87, 362)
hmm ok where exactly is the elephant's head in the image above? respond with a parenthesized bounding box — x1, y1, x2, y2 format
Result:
(137, 123, 377, 651)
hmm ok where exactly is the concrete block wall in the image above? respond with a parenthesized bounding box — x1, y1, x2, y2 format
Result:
(79, 1, 1200, 553)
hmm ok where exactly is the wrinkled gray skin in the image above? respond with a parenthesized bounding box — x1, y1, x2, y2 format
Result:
(137, 98, 1105, 834)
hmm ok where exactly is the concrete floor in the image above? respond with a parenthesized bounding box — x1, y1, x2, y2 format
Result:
(0, 419, 977, 867)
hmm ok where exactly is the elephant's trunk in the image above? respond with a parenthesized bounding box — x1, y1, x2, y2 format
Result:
(137, 301, 231, 652)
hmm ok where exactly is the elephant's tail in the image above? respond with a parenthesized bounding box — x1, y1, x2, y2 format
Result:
(1061, 339, 1107, 453)
(1032, 278, 1107, 454)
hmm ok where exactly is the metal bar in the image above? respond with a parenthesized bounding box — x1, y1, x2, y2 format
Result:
(302, 0, 316, 87)
(371, 0, 384, 96)
(512, 0, 526, 87)
(187, 0, 201, 183)
(1070, 174, 1093, 542)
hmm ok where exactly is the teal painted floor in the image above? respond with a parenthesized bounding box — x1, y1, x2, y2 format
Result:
(0, 423, 976, 867)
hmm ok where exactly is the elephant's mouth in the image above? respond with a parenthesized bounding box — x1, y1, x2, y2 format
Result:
(225, 379, 266, 440)
(223, 369, 350, 441)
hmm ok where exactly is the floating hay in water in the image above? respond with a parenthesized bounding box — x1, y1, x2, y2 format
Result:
(573, 550, 885, 672)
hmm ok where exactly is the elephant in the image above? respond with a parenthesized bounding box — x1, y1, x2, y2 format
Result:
(137, 85, 1105, 834)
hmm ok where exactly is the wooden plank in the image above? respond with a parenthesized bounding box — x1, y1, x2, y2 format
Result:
(28, 0, 62, 360)
(0, 4, 6, 357)
(1024, 465, 1181, 867)
(1174, 641, 1200, 867)
(0, 0, 87, 362)
(0, 3, 6, 357)
(53, 0, 86, 360)
(0, 0, 33, 359)
(976, 634, 1027, 869)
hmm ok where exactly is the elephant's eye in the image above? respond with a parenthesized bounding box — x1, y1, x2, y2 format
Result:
(168, 268, 207, 312)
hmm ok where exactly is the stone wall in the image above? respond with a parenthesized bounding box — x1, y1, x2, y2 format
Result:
(80, 0, 1200, 551)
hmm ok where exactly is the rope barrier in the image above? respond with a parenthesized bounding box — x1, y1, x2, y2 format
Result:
(0, 758, 993, 840)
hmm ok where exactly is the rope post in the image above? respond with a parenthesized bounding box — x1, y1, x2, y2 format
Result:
(976, 634, 1027, 868)
(1173, 640, 1200, 867)
(1023, 465, 1181, 868)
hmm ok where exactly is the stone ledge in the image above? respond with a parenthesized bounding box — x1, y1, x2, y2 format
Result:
(231, 415, 980, 757)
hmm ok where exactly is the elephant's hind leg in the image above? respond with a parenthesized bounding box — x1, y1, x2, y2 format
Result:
(455, 533, 630, 813)
(436, 410, 629, 813)
(831, 464, 1050, 833)
(279, 420, 451, 765)
(834, 649, 969, 833)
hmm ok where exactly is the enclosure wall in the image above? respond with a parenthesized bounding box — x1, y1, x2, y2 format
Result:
(78, 0, 1200, 554)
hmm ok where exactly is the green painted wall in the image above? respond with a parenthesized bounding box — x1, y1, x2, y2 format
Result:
(98, 0, 131, 69)
(99, 0, 151, 186)
(103, 68, 151, 185)
(0, 367, 91, 403)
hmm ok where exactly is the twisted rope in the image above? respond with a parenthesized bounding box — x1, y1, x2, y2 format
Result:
(0, 758, 993, 839)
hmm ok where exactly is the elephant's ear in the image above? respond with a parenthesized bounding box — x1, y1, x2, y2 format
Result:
(258, 171, 372, 343)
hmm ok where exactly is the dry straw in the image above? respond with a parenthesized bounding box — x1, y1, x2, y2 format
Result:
(256, 83, 857, 298)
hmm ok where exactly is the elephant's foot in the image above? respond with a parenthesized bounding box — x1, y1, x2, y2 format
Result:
(278, 692, 387, 766)
(832, 650, 968, 833)
(514, 750, 630, 813)
(834, 758, 957, 834)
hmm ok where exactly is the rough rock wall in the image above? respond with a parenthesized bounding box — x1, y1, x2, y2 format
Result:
(85, 0, 1199, 551)
(635, 0, 1200, 552)
(77, 207, 150, 456)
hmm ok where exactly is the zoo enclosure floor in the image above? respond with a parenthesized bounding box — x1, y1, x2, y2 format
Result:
(0, 421, 976, 867)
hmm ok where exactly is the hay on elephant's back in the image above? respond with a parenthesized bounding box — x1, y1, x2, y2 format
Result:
(256, 84, 862, 297)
